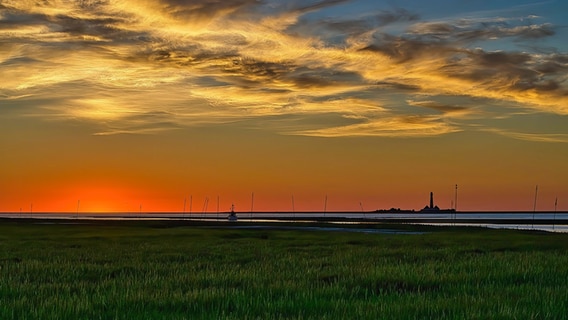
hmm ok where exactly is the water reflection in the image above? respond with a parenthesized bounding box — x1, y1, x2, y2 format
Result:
(1, 212, 567, 233)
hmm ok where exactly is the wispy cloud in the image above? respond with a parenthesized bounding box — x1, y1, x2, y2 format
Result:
(295, 115, 460, 138)
(482, 128, 568, 143)
(0, 0, 567, 139)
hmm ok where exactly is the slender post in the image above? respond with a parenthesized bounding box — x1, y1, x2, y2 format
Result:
(532, 185, 538, 228)
(291, 195, 295, 212)
(554, 197, 558, 230)
(360, 202, 366, 219)
(250, 192, 254, 219)
(292, 195, 295, 220)
(203, 197, 208, 215)
(533, 185, 538, 212)
(454, 184, 458, 211)
(324, 195, 327, 217)
(454, 184, 458, 222)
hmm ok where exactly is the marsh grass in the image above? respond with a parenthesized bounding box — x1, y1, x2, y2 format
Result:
(1, 220, 568, 319)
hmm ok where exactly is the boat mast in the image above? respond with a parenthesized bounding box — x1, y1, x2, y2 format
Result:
(454, 184, 458, 212)
(532, 185, 538, 228)
(250, 192, 254, 218)
(533, 185, 538, 212)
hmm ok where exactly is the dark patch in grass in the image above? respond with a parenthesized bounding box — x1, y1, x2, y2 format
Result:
(259, 233, 269, 240)
(109, 266, 137, 279)
(88, 259, 114, 266)
(460, 249, 486, 255)
(346, 239, 377, 247)
(160, 254, 193, 263)
(219, 232, 270, 240)
(83, 270, 106, 283)
(319, 274, 340, 285)
(372, 280, 441, 295)
(231, 255, 259, 266)
(219, 232, 244, 239)
(491, 247, 518, 253)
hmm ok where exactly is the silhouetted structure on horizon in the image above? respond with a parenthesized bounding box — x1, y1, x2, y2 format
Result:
(375, 191, 456, 213)
(420, 192, 455, 213)
(375, 207, 415, 213)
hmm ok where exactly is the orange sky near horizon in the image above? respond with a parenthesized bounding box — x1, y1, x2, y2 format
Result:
(2, 122, 567, 212)
(1, 1, 568, 213)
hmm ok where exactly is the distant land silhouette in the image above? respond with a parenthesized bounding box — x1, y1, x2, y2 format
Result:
(376, 192, 455, 213)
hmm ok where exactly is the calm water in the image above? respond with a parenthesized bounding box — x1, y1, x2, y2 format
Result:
(2, 211, 568, 232)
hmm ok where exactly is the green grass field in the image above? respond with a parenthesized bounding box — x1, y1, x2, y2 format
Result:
(1, 219, 568, 319)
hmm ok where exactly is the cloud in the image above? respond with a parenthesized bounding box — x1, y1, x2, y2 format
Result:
(483, 128, 568, 143)
(0, 0, 567, 139)
(286, 7, 420, 49)
(295, 115, 460, 138)
(408, 18, 555, 41)
(407, 100, 468, 114)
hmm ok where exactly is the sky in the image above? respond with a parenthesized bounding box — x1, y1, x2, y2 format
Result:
(1, 0, 567, 213)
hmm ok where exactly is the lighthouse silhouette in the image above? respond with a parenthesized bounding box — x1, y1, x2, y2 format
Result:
(421, 192, 440, 212)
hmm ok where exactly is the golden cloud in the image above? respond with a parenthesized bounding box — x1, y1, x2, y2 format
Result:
(0, 1, 566, 138)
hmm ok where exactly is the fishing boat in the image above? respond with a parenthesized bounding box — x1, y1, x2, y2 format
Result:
(227, 204, 237, 222)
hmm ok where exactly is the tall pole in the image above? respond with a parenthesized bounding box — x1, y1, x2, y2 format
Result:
(454, 184, 458, 222)
(554, 197, 558, 231)
(203, 197, 208, 215)
(533, 185, 538, 212)
(250, 192, 254, 219)
(360, 202, 366, 219)
(291, 195, 295, 212)
(292, 195, 295, 220)
(205, 198, 209, 214)
(454, 184, 458, 212)
(532, 185, 538, 228)
(324, 195, 327, 217)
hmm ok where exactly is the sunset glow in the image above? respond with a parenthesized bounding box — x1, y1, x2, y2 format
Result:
(1, 0, 567, 212)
